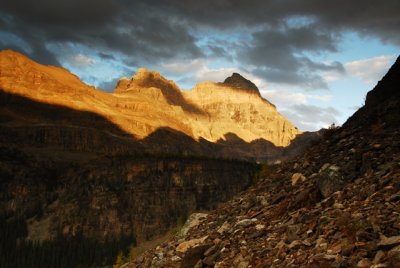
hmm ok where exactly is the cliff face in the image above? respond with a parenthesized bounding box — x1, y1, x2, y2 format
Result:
(114, 68, 299, 147)
(1, 149, 257, 242)
(184, 82, 297, 146)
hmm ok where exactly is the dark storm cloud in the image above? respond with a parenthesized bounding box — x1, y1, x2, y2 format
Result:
(254, 67, 329, 89)
(1, 0, 118, 27)
(290, 0, 400, 45)
(98, 52, 116, 60)
(0, 13, 61, 65)
(0, 0, 399, 87)
(236, 24, 346, 89)
(0, 0, 203, 66)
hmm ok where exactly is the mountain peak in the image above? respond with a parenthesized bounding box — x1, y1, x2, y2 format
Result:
(133, 68, 161, 80)
(222, 73, 260, 96)
(114, 68, 180, 94)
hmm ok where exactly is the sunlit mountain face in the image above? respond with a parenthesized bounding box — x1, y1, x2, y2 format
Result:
(0, 50, 299, 148)
(1, 0, 399, 131)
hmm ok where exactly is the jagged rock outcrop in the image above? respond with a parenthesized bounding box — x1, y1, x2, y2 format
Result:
(128, 56, 400, 267)
(115, 68, 181, 96)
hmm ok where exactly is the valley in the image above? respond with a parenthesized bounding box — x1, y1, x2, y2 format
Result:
(1, 49, 398, 268)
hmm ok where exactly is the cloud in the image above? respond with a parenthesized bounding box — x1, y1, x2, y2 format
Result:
(254, 66, 330, 90)
(260, 87, 337, 130)
(261, 89, 307, 106)
(281, 104, 341, 131)
(261, 89, 332, 107)
(237, 25, 345, 89)
(68, 54, 96, 67)
(0, 0, 399, 92)
(345, 55, 396, 84)
(307, 94, 333, 102)
(98, 52, 115, 60)
(160, 59, 265, 89)
(0, 1, 203, 68)
(160, 59, 208, 77)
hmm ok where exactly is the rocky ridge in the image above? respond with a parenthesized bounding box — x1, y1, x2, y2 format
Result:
(127, 57, 400, 267)
(0, 49, 300, 157)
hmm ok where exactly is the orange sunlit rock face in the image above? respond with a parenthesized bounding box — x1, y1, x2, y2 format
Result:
(0, 49, 300, 147)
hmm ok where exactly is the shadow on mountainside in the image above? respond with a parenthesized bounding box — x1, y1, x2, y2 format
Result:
(0, 89, 317, 161)
(118, 72, 206, 115)
(156, 85, 206, 115)
(0, 89, 145, 154)
(142, 127, 319, 162)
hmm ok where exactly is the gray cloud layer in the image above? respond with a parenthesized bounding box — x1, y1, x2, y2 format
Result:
(1, 0, 399, 87)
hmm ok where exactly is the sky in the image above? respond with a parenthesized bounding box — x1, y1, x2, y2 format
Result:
(0, 0, 399, 131)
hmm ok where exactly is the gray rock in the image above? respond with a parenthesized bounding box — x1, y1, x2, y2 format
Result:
(317, 167, 345, 198)
(178, 213, 208, 238)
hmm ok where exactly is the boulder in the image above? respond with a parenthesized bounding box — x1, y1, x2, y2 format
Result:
(317, 165, 345, 198)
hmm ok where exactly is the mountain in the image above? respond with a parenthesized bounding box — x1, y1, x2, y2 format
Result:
(114, 65, 299, 147)
(0, 49, 303, 162)
(0, 50, 311, 267)
(129, 57, 400, 267)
